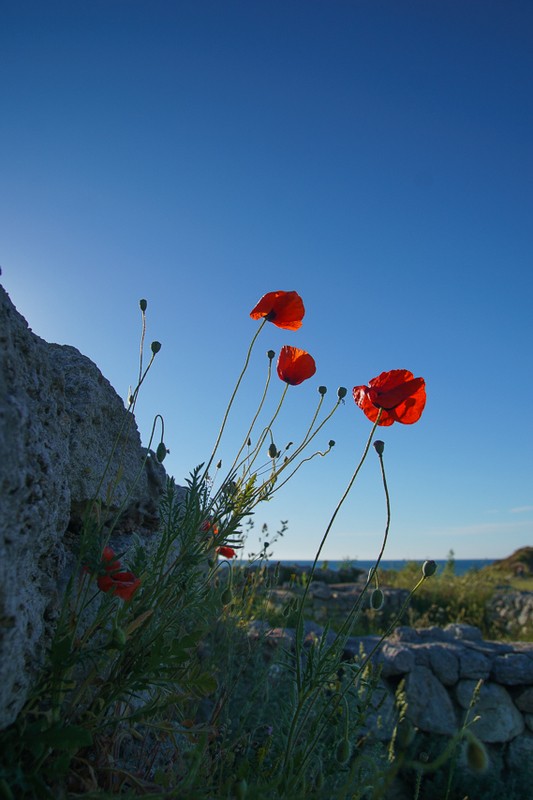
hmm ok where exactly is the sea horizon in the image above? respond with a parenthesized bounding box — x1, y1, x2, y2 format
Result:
(244, 558, 497, 577)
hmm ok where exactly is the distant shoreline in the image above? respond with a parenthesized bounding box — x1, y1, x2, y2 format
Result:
(240, 558, 496, 578)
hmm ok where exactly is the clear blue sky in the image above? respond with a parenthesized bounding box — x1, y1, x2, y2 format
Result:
(2, 0, 532, 561)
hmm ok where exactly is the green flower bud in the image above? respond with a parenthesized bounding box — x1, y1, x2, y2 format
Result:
(336, 738, 351, 764)
(216, 459, 222, 469)
(329, 440, 335, 447)
(318, 385, 327, 395)
(268, 443, 278, 459)
(233, 778, 248, 800)
(150, 341, 162, 354)
(465, 734, 489, 773)
(267, 350, 275, 360)
(156, 442, 168, 462)
(112, 627, 127, 649)
(221, 588, 232, 606)
(396, 717, 415, 750)
(422, 560, 437, 577)
(373, 440, 385, 455)
(370, 588, 384, 610)
(139, 299, 147, 311)
(337, 387, 347, 399)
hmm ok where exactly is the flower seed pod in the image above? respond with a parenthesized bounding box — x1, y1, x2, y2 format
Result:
(329, 440, 336, 447)
(373, 440, 385, 455)
(156, 442, 168, 462)
(139, 298, 147, 311)
(337, 386, 347, 399)
(267, 350, 275, 360)
(370, 588, 384, 610)
(336, 738, 351, 764)
(422, 560, 437, 577)
(268, 442, 278, 458)
(318, 385, 327, 395)
(150, 341, 162, 354)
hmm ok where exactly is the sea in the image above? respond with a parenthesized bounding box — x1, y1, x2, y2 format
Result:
(274, 559, 495, 577)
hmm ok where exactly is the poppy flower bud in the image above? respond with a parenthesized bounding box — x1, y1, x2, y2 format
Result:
(422, 560, 437, 577)
(336, 738, 351, 764)
(329, 440, 335, 447)
(156, 442, 168, 462)
(465, 734, 489, 773)
(396, 717, 415, 750)
(267, 350, 275, 360)
(370, 588, 384, 610)
(112, 627, 127, 649)
(318, 386, 327, 395)
(221, 588, 232, 606)
(268, 443, 278, 458)
(216, 459, 222, 469)
(139, 299, 147, 311)
(373, 440, 385, 456)
(233, 778, 248, 800)
(337, 387, 347, 399)
(150, 341, 162, 354)
(247, 438, 252, 446)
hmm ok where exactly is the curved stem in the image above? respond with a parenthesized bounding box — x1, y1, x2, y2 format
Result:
(202, 318, 267, 481)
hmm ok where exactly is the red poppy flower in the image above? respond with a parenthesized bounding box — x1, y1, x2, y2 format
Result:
(353, 370, 426, 426)
(277, 345, 316, 386)
(101, 546, 121, 573)
(249, 291, 305, 330)
(216, 546, 237, 559)
(200, 519, 219, 535)
(97, 570, 141, 601)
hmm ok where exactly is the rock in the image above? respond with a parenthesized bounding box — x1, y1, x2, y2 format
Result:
(0, 285, 171, 729)
(514, 687, 533, 713)
(455, 680, 524, 742)
(444, 623, 483, 641)
(492, 652, 533, 685)
(505, 730, 533, 772)
(404, 665, 457, 734)
(458, 646, 492, 680)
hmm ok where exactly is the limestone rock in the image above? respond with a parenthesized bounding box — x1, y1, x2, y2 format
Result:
(491, 652, 533, 685)
(0, 285, 170, 729)
(404, 665, 457, 734)
(456, 680, 524, 742)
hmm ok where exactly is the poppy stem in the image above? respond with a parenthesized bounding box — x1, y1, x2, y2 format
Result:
(225, 352, 274, 480)
(202, 318, 267, 482)
(229, 382, 289, 484)
(294, 412, 382, 692)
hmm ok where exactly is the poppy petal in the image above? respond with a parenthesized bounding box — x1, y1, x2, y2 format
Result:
(250, 291, 305, 330)
(277, 345, 316, 385)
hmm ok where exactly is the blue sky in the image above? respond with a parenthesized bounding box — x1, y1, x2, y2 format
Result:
(2, 0, 532, 561)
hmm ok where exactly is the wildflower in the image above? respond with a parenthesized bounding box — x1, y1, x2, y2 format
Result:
(217, 545, 237, 559)
(250, 290, 305, 330)
(93, 547, 141, 601)
(200, 519, 219, 535)
(353, 369, 426, 426)
(277, 345, 316, 385)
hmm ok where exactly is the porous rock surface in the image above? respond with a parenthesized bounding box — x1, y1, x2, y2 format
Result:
(0, 284, 168, 729)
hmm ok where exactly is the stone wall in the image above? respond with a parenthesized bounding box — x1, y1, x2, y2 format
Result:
(249, 619, 533, 783)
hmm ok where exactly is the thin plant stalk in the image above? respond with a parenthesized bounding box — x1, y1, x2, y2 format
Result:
(203, 318, 267, 480)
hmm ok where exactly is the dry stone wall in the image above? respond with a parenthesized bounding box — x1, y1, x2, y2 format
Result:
(249, 620, 533, 780)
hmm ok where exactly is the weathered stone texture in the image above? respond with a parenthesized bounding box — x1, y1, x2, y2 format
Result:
(0, 285, 169, 729)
